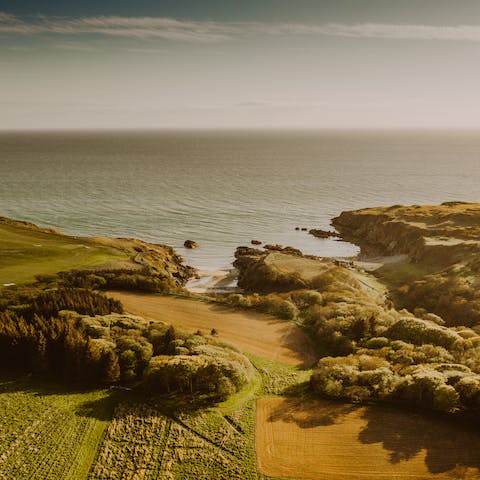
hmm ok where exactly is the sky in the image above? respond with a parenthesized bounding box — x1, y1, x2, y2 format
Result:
(1, 0, 480, 129)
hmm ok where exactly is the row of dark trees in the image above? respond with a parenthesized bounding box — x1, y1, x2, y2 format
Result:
(0, 310, 120, 384)
(0, 287, 123, 320)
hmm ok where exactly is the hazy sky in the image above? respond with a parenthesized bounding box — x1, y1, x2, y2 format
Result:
(2, 0, 480, 129)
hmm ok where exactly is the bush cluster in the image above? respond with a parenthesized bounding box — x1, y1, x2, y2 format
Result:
(227, 250, 480, 416)
(397, 272, 480, 327)
(145, 343, 253, 400)
(312, 348, 480, 413)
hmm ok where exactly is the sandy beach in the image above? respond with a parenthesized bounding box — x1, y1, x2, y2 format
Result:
(186, 268, 239, 293)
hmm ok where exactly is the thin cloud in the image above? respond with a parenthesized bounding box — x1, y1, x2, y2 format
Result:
(2, 12, 480, 43)
(0, 12, 16, 22)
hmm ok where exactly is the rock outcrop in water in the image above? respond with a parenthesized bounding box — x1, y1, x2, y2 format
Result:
(308, 228, 341, 240)
(183, 240, 198, 249)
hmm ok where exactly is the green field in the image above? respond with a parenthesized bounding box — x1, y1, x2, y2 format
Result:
(264, 252, 329, 282)
(0, 222, 129, 285)
(0, 375, 115, 480)
(374, 261, 439, 289)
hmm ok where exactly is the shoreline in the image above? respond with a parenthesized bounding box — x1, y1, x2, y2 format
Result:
(185, 268, 239, 294)
(183, 252, 408, 295)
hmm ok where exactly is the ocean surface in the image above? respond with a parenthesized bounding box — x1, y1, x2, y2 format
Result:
(1, 130, 480, 270)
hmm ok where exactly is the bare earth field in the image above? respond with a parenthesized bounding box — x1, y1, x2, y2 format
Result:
(256, 397, 480, 480)
(109, 292, 316, 368)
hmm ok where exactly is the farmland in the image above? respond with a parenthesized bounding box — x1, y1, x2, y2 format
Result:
(88, 355, 305, 480)
(0, 375, 114, 480)
(88, 401, 256, 480)
(3, 355, 480, 480)
(256, 397, 480, 480)
(0, 356, 307, 480)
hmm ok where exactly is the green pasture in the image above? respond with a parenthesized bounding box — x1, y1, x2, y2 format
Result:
(0, 375, 115, 480)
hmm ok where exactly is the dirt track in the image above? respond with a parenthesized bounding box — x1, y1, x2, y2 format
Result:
(108, 292, 316, 368)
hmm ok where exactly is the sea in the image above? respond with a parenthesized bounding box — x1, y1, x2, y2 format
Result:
(1, 130, 480, 271)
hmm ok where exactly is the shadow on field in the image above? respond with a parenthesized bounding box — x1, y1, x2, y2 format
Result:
(0, 373, 222, 423)
(264, 394, 480, 475)
(359, 407, 480, 474)
(72, 390, 219, 423)
(267, 397, 359, 428)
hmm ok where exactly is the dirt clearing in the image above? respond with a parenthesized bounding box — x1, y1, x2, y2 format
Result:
(256, 397, 480, 480)
(108, 292, 315, 368)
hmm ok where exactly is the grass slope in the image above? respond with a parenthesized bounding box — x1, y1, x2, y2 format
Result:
(0, 222, 129, 285)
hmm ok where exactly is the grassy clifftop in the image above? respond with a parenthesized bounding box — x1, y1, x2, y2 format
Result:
(332, 202, 480, 264)
(0, 217, 193, 288)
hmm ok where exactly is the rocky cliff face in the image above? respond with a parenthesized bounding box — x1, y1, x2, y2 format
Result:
(124, 239, 195, 288)
(332, 202, 480, 265)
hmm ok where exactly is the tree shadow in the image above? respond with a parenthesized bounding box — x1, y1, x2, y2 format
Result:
(279, 380, 312, 398)
(0, 372, 223, 423)
(266, 396, 359, 428)
(358, 405, 480, 474)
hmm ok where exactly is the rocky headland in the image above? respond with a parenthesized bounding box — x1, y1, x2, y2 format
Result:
(332, 202, 480, 265)
(332, 202, 480, 327)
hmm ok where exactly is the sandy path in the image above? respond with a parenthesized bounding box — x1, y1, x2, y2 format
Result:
(108, 292, 316, 368)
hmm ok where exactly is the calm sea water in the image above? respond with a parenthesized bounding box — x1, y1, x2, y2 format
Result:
(1, 130, 480, 270)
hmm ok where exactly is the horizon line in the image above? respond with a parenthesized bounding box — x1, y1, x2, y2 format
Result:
(2, 126, 480, 134)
